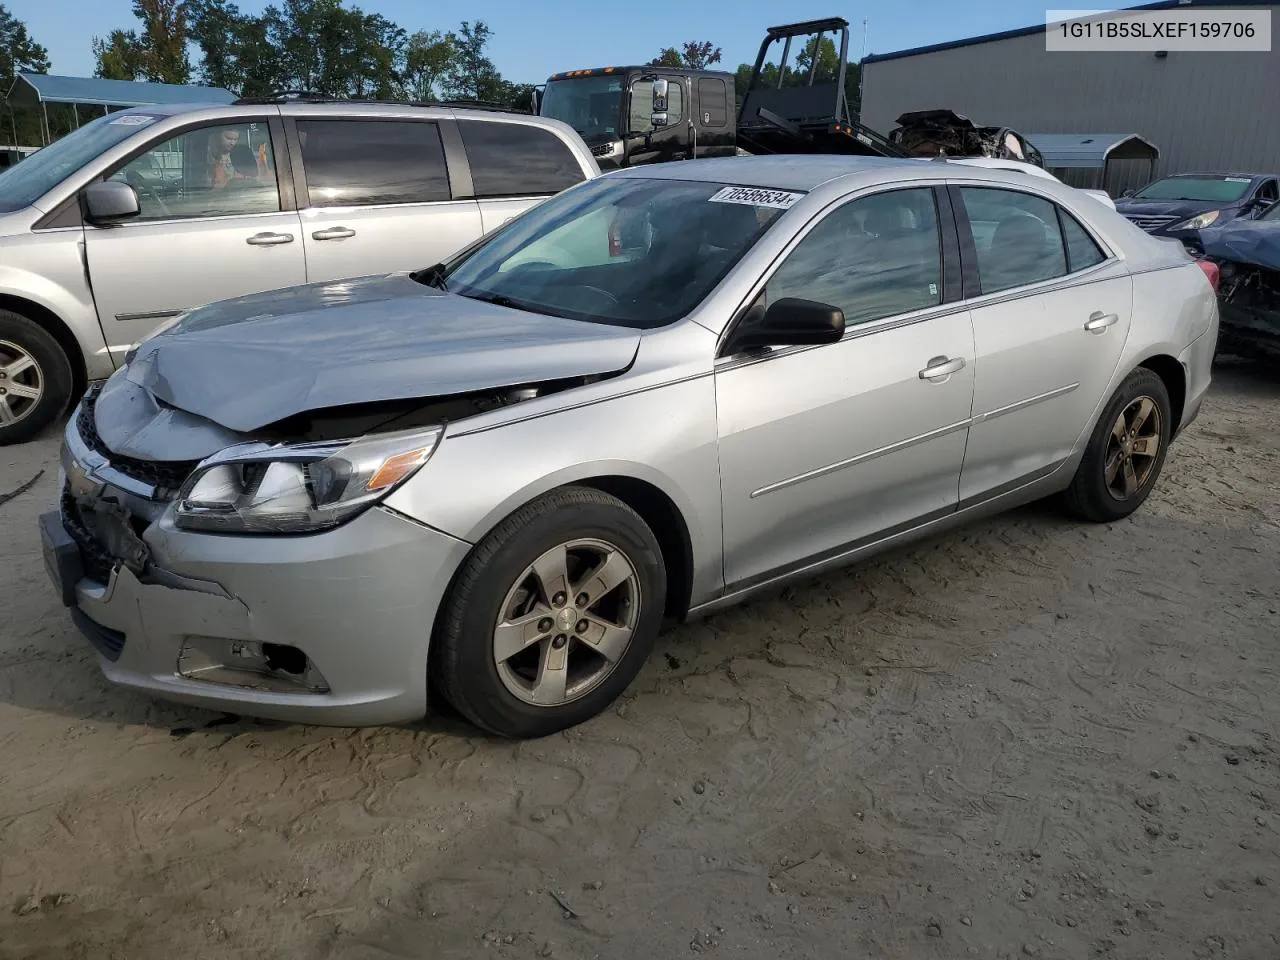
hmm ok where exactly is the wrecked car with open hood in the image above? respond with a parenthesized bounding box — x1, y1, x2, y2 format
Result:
(1198, 202, 1280, 361)
(888, 109, 1045, 166)
(41, 157, 1217, 738)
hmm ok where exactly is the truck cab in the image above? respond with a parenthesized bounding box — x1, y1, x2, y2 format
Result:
(535, 66, 738, 169)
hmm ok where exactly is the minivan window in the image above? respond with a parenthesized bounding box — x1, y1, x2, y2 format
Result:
(765, 187, 942, 327)
(108, 121, 280, 220)
(0, 111, 164, 214)
(443, 177, 789, 328)
(297, 120, 450, 206)
(457, 119, 585, 199)
(960, 187, 1068, 294)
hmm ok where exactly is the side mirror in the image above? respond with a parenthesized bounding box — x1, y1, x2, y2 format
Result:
(729, 298, 845, 353)
(530, 86, 541, 114)
(651, 78, 668, 113)
(1121, 189, 1136, 198)
(82, 180, 140, 225)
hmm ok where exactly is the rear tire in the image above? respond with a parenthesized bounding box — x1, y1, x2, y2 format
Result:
(0, 310, 74, 446)
(432, 486, 666, 739)
(1062, 368, 1172, 523)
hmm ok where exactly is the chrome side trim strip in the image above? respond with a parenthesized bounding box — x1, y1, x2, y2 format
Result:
(750, 417, 973, 499)
(115, 308, 184, 323)
(972, 382, 1079, 424)
(749, 382, 1078, 499)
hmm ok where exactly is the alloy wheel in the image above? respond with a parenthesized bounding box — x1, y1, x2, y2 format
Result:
(0, 340, 43, 426)
(1105, 395, 1162, 500)
(493, 538, 641, 707)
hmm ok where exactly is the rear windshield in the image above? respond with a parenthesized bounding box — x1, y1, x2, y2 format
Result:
(1133, 176, 1253, 203)
(0, 111, 164, 213)
(442, 177, 798, 328)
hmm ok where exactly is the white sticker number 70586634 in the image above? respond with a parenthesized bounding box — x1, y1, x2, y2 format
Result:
(708, 186, 804, 210)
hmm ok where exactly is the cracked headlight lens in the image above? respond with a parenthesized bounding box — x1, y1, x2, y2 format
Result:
(174, 426, 442, 534)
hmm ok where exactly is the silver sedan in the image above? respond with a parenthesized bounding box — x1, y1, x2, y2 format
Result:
(42, 157, 1219, 737)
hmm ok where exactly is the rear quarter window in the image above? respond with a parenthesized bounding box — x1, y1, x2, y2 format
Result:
(458, 120, 586, 199)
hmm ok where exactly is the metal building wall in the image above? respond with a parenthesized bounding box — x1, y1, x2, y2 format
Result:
(860, 18, 1280, 183)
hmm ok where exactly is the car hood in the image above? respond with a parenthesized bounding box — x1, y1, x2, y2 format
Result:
(1114, 198, 1239, 219)
(1200, 219, 1280, 272)
(120, 273, 642, 433)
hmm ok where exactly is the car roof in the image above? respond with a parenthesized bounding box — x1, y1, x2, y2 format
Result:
(607, 154, 1044, 192)
(1161, 172, 1273, 181)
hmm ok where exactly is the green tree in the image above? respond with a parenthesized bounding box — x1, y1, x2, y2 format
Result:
(442, 21, 501, 101)
(402, 29, 455, 101)
(650, 40, 722, 69)
(92, 29, 145, 80)
(1, 2, 50, 144)
(135, 0, 190, 83)
(187, 0, 280, 95)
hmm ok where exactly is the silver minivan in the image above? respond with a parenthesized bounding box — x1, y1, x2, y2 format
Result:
(0, 99, 599, 444)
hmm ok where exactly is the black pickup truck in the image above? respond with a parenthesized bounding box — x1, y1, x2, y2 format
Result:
(534, 17, 903, 169)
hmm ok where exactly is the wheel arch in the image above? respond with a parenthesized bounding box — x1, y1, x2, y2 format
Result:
(0, 292, 88, 400)
(1135, 352, 1186, 437)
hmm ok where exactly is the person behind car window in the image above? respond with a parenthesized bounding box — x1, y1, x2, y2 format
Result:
(206, 128, 244, 189)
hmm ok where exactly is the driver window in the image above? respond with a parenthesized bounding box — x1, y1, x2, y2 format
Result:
(629, 81, 654, 134)
(109, 121, 281, 221)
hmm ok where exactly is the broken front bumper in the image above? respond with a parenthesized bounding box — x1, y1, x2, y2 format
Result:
(42, 497, 472, 727)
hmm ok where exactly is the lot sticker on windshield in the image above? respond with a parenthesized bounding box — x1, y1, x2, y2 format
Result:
(1225, 176, 1251, 182)
(108, 115, 159, 126)
(709, 186, 803, 210)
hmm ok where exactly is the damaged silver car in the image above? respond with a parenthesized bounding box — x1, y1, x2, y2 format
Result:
(42, 157, 1219, 737)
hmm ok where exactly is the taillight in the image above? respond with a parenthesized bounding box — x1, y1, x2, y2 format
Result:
(1196, 259, 1220, 294)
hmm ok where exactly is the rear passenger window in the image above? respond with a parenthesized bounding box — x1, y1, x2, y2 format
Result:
(765, 187, 942, 327)
(960, 187, 1067, 294)
(297, 120, 450, 206)
(698, 78, 728, 127)
(1059, 210, 1106, 272)
(458, 120, 585, 198)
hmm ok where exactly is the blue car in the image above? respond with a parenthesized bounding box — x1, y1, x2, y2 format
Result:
(1115, 172, 1278, 242)
(1199, 201, 1280, 361)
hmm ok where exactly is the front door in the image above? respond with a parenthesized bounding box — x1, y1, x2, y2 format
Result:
(624, 75, 690, 165)
(291, 117, 483, 282)
(952, 185, 1133, 500)
(83, 118, 306, 362)
(716, 186, 975, 588)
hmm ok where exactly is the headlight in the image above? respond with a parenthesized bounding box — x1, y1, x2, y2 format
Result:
(1173, 209, 1222, 231)
(173, 426, 442, 534)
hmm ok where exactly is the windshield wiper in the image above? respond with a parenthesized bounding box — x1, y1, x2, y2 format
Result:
(410, 262, 449, 290)
(459, 289, 563, 318)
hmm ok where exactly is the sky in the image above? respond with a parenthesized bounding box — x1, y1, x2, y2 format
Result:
(7, 0, 1053, 85)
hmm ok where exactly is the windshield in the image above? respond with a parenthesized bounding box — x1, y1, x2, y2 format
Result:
(442, 177, 796, 328)
(539, 76, 625, 141)
(0, 111, 165, 213)
(1134, 176, 1253, 203)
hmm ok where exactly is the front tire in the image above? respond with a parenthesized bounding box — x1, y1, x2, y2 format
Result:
(433, 486, 666, 738)
(1062, 367, 1172, 523)
(0, 310, 74, 445)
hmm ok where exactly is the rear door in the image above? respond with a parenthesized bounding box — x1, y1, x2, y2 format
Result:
(82, 116, 306, 358)
(952, 184, 1132, 501)
(289, 116, 483, 282)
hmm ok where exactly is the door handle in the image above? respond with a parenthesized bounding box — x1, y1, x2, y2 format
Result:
(246, 232, 294, 246)
(312, 226, 356, 241)
(918, 356, 966, 381)
(1084, 311, 1119, 333)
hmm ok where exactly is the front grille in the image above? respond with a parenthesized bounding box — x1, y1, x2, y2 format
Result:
(1124, 214, 1179, 231)
(77, 393, 197, 494)
(590, 141, 614, 157)
(61, 489, 116, 585)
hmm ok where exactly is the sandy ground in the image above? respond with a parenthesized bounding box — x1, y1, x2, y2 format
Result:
(1, 360, 1278, 960)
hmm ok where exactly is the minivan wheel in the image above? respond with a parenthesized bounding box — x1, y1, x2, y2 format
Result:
(1062, 368, 1172, 523)
(433, 486, 666, 738)
(0, 311, 73, 445)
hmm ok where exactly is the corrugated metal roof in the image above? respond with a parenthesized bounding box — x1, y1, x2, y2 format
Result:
(1025, 133, 1159, 169)
(861, 0, 1279, 64)
(12, 73, 236, 107)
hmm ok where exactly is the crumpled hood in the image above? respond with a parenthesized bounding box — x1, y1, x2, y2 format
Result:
(1200, 219, 1280, 272)
(122, 273, 641, 433)
(1114, 198, 1240, 221)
